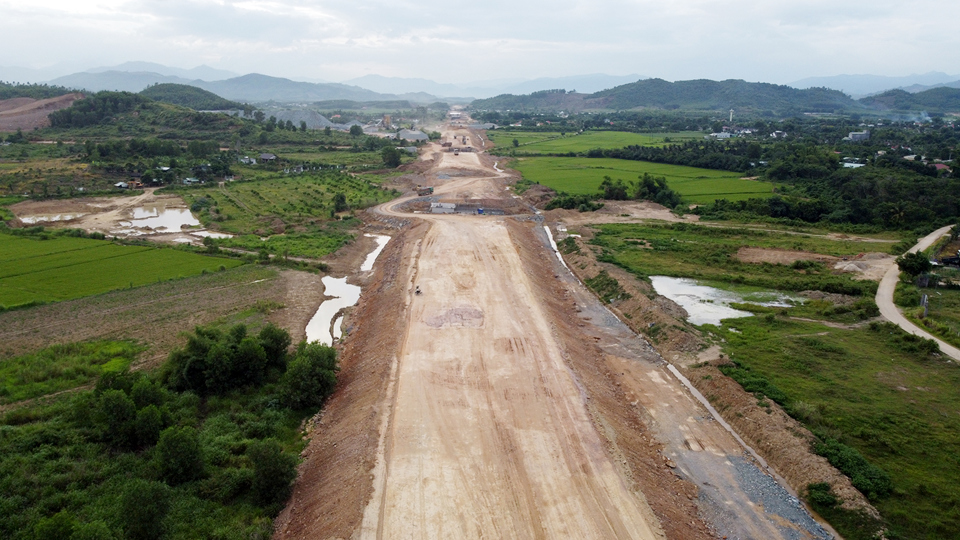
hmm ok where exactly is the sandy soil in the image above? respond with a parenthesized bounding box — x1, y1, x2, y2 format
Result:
(9, 188, 222, 246)
(277, 117, 832, 539)
(0, 93, 83, 132)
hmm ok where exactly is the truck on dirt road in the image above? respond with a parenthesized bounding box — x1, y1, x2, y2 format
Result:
(416, 186, 434, 196)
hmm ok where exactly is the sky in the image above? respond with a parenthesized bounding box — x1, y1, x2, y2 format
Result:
(2, 0, 959, 84)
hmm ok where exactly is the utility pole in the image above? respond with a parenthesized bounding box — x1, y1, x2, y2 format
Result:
(730, 109, 734, 123)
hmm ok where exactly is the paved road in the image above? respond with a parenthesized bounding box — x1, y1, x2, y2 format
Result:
(876, 224, 960, 361)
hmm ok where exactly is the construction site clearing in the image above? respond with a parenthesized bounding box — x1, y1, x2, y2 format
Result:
(274, 120, 840, 540)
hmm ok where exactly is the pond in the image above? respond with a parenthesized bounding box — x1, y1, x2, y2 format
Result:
(120, 207, 200, 231)
(650, 276, 800, 326)
(360, 234, 390, 271)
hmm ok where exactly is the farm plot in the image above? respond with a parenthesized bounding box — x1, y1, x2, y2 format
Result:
(175, 172, 396, 258)
(0, 234, 242, 307)
(513, 156, 774, 203)
(491, 130, 702, 154)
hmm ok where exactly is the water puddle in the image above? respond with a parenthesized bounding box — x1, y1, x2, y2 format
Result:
(305, 277, 362, 345)
(120, 207, 200, 231)
(360, 234, 390, 271)
(192, 230, 234, 239)
(650, 276, 799, 326)
(19, 213, 86, 224)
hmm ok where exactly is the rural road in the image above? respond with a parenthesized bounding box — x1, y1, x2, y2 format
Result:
(876, 225, 960, 361)
(348, 125, 831, 539)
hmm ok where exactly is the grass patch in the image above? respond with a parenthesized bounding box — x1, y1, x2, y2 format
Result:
(0, 233, 243, 308)
(584, 270, 630, 304)
(512, 156, 774, 203)
(0, 341, 143, 404)
(713, 316, 960, 539)
(588, 222, 879, 295)
(172, 172, 397, 259)
(490, 130, 702, 154)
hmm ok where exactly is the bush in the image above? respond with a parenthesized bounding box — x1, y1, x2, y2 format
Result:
(163, 324, 290, 395)
(280, 342, 339, 409)
(814, 436, 892, 500)
(247, 439, 297, 507)
(95, 389, 136, 448)
(155, 426, 204, 485)
(896, 252, 932, 277)
(119, 479, 170, 540)
(807, 482, 839, 507)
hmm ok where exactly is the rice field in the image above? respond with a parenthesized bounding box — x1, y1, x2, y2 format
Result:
(512, 156, 775, 203)
(0, 234, 243, 307)
(487, 130, 703, 153)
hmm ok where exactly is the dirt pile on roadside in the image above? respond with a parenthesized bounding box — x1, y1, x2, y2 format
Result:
(0, 93, 83, 132)
(551, 222, 879, 518)
(274, 222, 424, 539)
(682, 358, 879, 517)
(508, 220, 713, 540)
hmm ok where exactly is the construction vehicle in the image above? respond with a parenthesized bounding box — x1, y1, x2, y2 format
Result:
(416, 185, 434, 196)
(454, 149, 460, 156)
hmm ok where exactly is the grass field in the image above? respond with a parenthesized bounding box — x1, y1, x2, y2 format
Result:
(0, 340, 142, 404)
(707, 315, 960, 539)
(487, 130, 702, 153)
(0, 234, 243, 307)
(174, 172, 396, 258)
(273, 150, 411, 168)
(512, 156, 775, 203)
(588, 222, 880, 296)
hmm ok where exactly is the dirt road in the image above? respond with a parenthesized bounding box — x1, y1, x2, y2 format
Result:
(876, 224, 960, 360)
(278, 121, 832, 539)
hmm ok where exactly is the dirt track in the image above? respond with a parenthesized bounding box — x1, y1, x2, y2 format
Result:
(277, 121, 832, 539)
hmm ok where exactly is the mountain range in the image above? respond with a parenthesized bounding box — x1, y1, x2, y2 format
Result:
(789, 72, 960, 97)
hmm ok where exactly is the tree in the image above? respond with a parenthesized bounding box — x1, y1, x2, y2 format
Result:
(300, 120, 307, 132)
(349, 124, 363, 137)
(280, 342, 339, 409)
(333, 192, 348, 213)
(95, 389, 136, 448)
(258, 323, 292, 369)
(155, 426, 204, 485)
(135, 404, 163, 447)
(119, 479, 170, 540)
(248, 439, 297, 506)
(254, 110, 265, 123)
(32, 511, 76, 540)
(896, 251, 932, 276)
(324, 126, 332, 136)
(381, 145, 401, 168)
(512, 138, 519, 147)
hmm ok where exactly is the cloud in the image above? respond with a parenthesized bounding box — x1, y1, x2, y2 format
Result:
(0, 0, 958, 83)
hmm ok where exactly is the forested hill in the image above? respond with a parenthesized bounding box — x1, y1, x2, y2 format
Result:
(139, 83, 243, 111)
(469, 79, 863, 115)
(858, 87, 960, 113)
(591, 79, 860, 113)
(0, 81, 76, 100)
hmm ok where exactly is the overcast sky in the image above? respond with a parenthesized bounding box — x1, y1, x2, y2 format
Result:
(2, 0, 958, 84)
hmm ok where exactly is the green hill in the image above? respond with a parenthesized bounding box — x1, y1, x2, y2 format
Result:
(470, 79, 864, 116)
(859, 87, 960, 113)
(139, 83, 243, 110)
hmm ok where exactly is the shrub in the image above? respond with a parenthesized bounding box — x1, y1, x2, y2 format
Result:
(155, 426, 204, 485)
(119, 479, 170, 540)
(280, 342, 339, 409)
(247, 439, 297, 507)
(95, 389, 136, 448)
(814, 436, 892, 500)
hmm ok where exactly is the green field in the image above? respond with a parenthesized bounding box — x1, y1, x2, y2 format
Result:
(176, 172, 396, 258)
(488, 130, 702, 153)
(588, 222, 880, 297)
(273, 150, 411, 168)
(512, 156, 775, 203)
(708, 316, 960, 539)
(0, 234, 243, 307)
(0, 340, 142, 404)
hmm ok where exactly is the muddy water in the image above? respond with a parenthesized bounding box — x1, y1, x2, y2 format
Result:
(20, 213, 87, 224)
(360, 234, 390, 271)
(305, 277, 361, 345)
(192, 230, 233, 239)
(120, 207, 200, 231)
(650, 276, 799, 326)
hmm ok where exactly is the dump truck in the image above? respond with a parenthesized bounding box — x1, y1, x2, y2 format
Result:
(416, 186, 434, 196)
